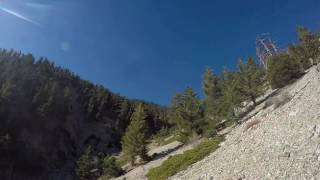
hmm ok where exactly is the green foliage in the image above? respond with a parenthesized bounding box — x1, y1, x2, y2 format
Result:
(76, 147, 93, 180)
(288, 26, 320, 68)
(181, 88, 202, 123)
(169, 87, 204, 137)
(267, 53, 303, 89)
(202, 67, 221, 99)
(202, 68, 221, 134)
(237, 58, 266, 106)
(201, 122, 218, 138)
(152, 128, 177, 146)
(219, 69, 243, 120)
(147, 137, 224, 180)
(121, 103, 149, 165)
(102, 156, 122, 179)
(175, 130, 191, 143)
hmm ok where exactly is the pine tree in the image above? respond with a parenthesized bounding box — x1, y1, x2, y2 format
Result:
(220, 69, 243, 120)
(297, 26, 320, 60)
(237, 58, 265, 106)
(202, 68, 221, 135)
(288, 26, 320, 68)
(182, 87, 202, 123)
(76, 146, 92, 180)
(202, 67, 220, 99)
(117, 99, 133, 133)
(102, 156, 122, 178)
(121, 103, 148, 165)
(169, 93, 185, 127)
(267, 53, 303, 89)
(169, 87, 202, 136)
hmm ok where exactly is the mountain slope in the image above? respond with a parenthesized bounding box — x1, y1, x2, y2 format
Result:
(171, 65, 320, 179)
(0, 50, 169, 179)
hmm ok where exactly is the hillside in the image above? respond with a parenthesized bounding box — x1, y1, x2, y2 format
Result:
(171, 65, 320, 179)
(0, 25, 318, 180)
(0, 50, 169, 179)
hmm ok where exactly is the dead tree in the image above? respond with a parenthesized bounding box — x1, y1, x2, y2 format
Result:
(256, 33, 280, 69)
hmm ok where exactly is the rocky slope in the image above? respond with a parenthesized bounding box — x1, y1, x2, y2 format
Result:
(171, 66, 320, 179)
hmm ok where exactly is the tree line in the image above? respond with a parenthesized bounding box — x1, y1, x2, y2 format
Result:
(117, 26, 320, 180)
(0, 50, 169, 179)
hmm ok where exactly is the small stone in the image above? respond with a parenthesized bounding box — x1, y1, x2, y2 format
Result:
(289, 111, 298, 116)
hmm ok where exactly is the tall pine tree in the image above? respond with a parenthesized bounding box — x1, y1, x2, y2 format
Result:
(202, 68, 221, 135)
(169, 87, 203, 136)
(169, 92, 189, 131)
(182, 87, 202, 124)
(121, 103, 148, 165)
(237, 58, 265, 106)
(220, 69, 243, 120)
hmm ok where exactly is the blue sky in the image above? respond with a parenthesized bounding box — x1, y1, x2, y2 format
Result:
(0, 0, 319, 105)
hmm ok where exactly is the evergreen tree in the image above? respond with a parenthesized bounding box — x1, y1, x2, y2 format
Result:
(169, 87, 203, 136)
(121, 103, 148, 165)
(267, 53, 303, 89)
(220, 69, 243, 120)
(297, 26, 320, 60)
(76, 146, 93, 180)
(237, 58, 265, 106)
(202, 67, 221, 99)
(117, 99, 133, 133)
(102, 156, 122, 178)
(288, 26, 320, 68)
(182, 88, 202, 123)
(202, 68, 221, 136)
(169, 93, 190, 134)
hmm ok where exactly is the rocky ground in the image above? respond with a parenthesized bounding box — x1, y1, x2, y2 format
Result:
(171, 66, 320, 180)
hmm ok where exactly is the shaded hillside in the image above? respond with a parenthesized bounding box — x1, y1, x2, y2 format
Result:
(0, 49, 169, 179)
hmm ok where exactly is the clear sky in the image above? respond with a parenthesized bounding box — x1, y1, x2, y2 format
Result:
(0, 0, 319, 105)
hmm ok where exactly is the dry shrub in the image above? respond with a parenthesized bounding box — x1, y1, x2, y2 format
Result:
(244, 119, 260, 131)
